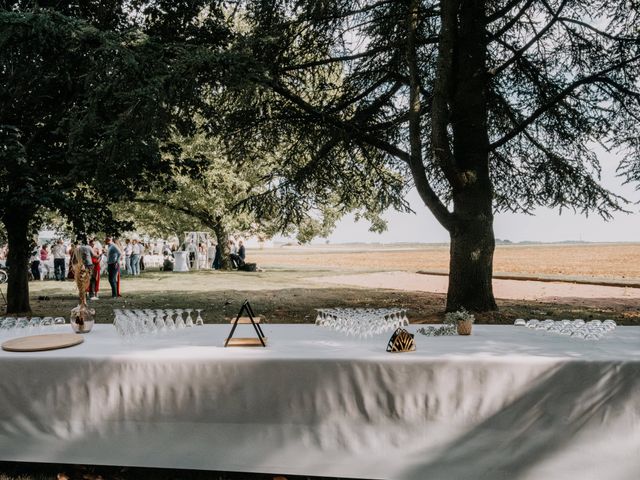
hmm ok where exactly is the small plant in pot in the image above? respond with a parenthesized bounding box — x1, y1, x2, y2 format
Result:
(445, 308, 475, 335)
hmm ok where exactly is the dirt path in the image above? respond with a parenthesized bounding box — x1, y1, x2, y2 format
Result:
(310, 271, 640, 301)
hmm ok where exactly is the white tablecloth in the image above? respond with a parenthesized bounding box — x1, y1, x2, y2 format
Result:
(0, 325, 639, 479)
(172, 251, 189, 272)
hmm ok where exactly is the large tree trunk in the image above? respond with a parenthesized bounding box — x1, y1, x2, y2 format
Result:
(447, 189, 497, 312)
(445, 0, 498, 312)
(212, 223, 232, 271)
(3, 211, 33, 314)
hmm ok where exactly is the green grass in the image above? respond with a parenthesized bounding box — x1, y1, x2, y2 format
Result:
(7, 266, 640, 324)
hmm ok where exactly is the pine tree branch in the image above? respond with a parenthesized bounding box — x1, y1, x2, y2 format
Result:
(132, 197, 219, 229)
(488, 0, 537, 40)
(255, 76, 455, 231)
(489, 53, 640, 151)
(490, 0, 568, 75)
(557, 17, 640, 43)
(406, 0, 455, 231)
(487, 0, 534, 24)
(279, 46, 390, 72)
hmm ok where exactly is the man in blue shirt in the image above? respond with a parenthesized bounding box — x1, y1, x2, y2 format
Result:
(105, 237, 121, 298)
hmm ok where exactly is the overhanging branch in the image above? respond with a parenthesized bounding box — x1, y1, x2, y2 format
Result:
(490, 53, 640, 151)
(491, 0, 568, 76)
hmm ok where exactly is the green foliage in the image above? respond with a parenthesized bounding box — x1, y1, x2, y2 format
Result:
(118, 128, 341, 244)
(444, 308, 475, 325)
(220, 1, 640, 218)
(0, 5, 230, 309)
(0, 8, 229, 236)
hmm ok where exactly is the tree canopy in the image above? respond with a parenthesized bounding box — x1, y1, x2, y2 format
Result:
(213, 0, 640, 311)
(0, 6, 226, 312)
(2, 1, 639, 314)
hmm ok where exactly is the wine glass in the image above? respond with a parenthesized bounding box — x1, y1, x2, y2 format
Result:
(155, 313, 167, 333)
(175, 311, 185, 329)
(185, 310, 194, 327)
(28, 317, 42, 334)
(195, 309, 204, 326)
(16, 317, 28, 333)
(41, 317, 53, 330)
(0, 318, 15, 337)
(165, 312, 176, 330)
(113, 315, 126, 337)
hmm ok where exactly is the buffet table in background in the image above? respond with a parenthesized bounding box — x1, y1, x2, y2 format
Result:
(0, 325, 639, 480)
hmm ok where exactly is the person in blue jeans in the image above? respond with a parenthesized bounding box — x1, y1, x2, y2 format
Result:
(105, 237, 121, 298)
(130, 239, 142, 276)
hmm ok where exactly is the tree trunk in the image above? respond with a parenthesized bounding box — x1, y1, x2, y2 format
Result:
(3, 212, 33, 314)
(446, 190, 497, 312)
(212, 223, 232, 271)
(445, 0, 498, 312)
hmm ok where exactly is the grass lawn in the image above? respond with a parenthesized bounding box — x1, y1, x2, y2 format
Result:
(18, 267, 640, 325)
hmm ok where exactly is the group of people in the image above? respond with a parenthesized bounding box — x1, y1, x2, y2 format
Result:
(174, 237, 248, 271)
(74, 237, 122, 299)
(210, 238, 246, 269)
(122, 239, 145, 276)
(0, 233, 253, 294)
(22, 237, 136, 299)
(26, 239, 68, 281)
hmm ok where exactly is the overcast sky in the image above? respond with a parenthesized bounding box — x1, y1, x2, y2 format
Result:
(321, 150, 640, 244)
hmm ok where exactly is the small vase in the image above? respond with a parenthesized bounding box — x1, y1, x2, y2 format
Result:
(70, 304, 95, 333)
(457, 319, 473, 335)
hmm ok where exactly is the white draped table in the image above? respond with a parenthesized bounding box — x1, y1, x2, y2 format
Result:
(172, 251, 189, 272)
(0, 325, 639, 480)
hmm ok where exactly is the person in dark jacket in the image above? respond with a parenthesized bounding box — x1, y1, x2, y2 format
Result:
(238, 240, 246, 262)
(212, 243, 221, 270)
(105, 237, 121, 298)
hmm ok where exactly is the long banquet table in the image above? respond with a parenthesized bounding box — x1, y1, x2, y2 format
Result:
(1, 324, 639, 480)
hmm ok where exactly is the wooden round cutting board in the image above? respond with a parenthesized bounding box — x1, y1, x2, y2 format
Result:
(2, 333, 84, 352)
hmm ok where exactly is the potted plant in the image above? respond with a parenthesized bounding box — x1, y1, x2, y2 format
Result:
(445, 308, 475, 336)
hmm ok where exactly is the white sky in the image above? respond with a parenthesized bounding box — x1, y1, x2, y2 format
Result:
(322, 150, 640, 244)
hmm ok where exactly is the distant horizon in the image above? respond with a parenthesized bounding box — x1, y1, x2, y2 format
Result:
(299, 239, 640, 246)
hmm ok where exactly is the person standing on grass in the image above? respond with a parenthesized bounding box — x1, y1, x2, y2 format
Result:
(29, 246, 40, 280)
(87, 239, 102, 300)
(52, 239, 66, 281)
(212, 242, 221, 269)
(139, 242, 145, 272)
(124, 239, 132, 275)
(105, 237, 121, 298)
(67, 242, 76, 280)
(78, 238, 94, 299)
(130, 239, 142, 276)
(39, 244, 50, 280)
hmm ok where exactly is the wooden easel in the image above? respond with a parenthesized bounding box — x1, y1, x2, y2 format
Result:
(224, 299, 267, 347)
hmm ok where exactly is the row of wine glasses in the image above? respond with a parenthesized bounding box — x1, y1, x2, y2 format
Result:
(113, 308, 204, 338)
(315, 308, 409, 338)
(0, 316, 67, 337)
(515, 318, 617, 340)
(113, 308, 204, 339)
